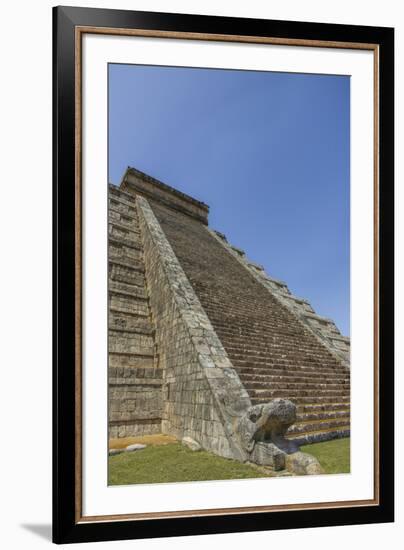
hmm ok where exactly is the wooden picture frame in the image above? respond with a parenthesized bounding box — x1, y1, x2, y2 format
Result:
(53, 5, 394, 544)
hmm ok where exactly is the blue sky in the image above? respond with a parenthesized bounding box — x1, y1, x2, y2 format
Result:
(109, 64, 350, 336)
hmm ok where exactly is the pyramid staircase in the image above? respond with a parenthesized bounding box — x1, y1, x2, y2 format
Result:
(108, 185, 162, 438)
(148, 199, 350, 445)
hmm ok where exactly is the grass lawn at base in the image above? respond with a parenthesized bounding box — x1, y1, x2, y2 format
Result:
(301, 437, 350, 474)
(108, 443, 273, 485)
(109, 437, 350, 485)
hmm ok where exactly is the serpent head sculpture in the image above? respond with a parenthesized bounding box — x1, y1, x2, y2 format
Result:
(237, 398, 300, 456)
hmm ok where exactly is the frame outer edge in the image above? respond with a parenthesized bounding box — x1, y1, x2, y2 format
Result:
(53, 6, 394, 543)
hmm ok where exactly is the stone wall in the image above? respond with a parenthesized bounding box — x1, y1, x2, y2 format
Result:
(136, 195, 251, 461)
(108, 185, 163, 438)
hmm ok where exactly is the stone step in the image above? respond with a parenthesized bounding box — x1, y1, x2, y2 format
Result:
(108, 342, 155, 356)
(109, 297, 149, 316)
(288, 417, 350, 435)
(109, 249, 142, 264)
(109, 378, 163, 387)
(109, 193, 138, 211)
(222, 344, 332, 358)
(236, 366, 348, 379)
(230, 316, 324, 333)
(225, 335, 337, 354)
(109, 197, 137, 216)
(219, 330, 329, 344)
(109, 311, 153, 332)
(251, 394, 350, 405)
(109, 366, 163, 379)
(109, 323, 154, 336)
(109, 286, 148, 300)
(108, 258, 145, 273)
(243, 381, 350, 392)
(109, 240, 142, 254)
(109, 352, 155, 369)
(249, 388, 350, 399)
(223, 344, 339, 357)
(238, 372, 350, 384)
(109, 280, 147, 297)
(230, 356, 340, 372)
(109, 235, 143, 251)
(296, 409, 350, 422)
(109, 329, 154, 350)
(109, 264, 146, 287)
(286, 426, 350, 445)
(221, 342, 340, 360)
(109, 220, 141, 235)
(109, 206, 138, 224)
(109, 294, 148, 317)
(235, 365, 346, 379)
(234, 362, 348, 375)
(224, 341, 341, 357)
(110, 307, 149, 318)
(297, 402, 350, 412)
(209, 317, 336, 338)
(207, 317, 319, 334)
(213, 321, 310, 333)
(219, 336, 343, 353)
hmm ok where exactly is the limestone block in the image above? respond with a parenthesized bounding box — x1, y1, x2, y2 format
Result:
(182, 437, 201, 451)
(285, 451, 324, 475)
(250, 442, 285, 470)
(126, 444, 147, 452)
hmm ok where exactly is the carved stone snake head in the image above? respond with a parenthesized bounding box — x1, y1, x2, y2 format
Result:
(237, 398, 298, 454)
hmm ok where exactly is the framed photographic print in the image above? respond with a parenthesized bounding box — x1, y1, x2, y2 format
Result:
(53, 5, 394, 544)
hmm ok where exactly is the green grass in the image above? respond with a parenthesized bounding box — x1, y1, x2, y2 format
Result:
(301, 437, 350, 474)
(108, 438, 350, 485)
(108, 443, 271, 485)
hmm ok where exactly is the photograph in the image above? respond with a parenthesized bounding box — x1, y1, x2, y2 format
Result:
(107, 63, 351, 485)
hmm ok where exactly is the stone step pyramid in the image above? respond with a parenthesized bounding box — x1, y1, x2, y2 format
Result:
(108, 188, 162, 438)
(108, 167, 350, 463)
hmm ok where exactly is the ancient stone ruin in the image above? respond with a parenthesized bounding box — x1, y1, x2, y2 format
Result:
(109, 167, 350, 471)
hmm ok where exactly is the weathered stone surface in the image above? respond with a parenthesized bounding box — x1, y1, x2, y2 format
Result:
(126, 443, 147, 452)
(238, 399, 299, 455)
(182, 437, 201, 451)
(108, 186, 162, 440)
(136, 195, 251, 462)
(109, 449, 123, 456)
(285, 451, 324, 475)
(250, 442, 285, 470)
